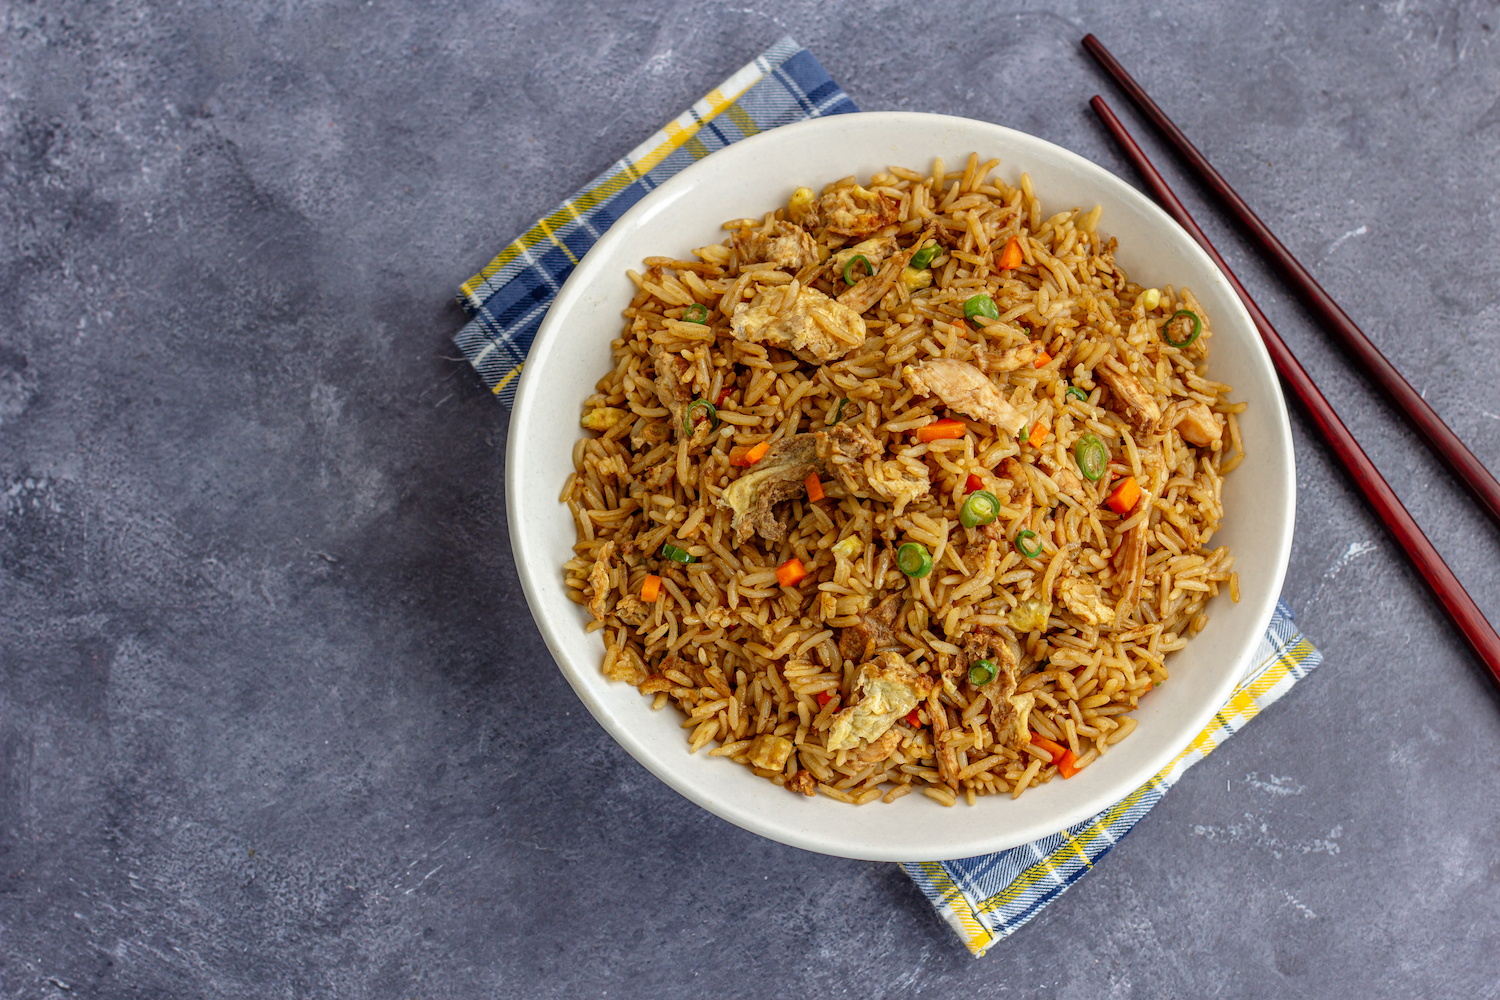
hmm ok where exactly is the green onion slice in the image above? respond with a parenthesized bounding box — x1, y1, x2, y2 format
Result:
(963, 294, 1000, 323)
(959, 490, 1001, 530)
(683, 303, 709, 324)
(843, 254, 873, 285)
(683, 399, 719, 437)
(1163, 309, 1202, 348)
(826, 397, 848, 426)
(909, 244, 939, 269)
(1065, 386, 1088, 402)
(1015, 529, 1043, 559)
(660, 543, 697, 564)
(1074, 433, 1108, 482)
(968, 659, 996, 686)
(896, 542, 933, 578)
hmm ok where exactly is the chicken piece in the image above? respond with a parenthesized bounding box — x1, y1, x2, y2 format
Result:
(653, 353, 693, 430)
(902, 359, 1028, 436)
(996, 456, 1030, 500)
(612, 594, 652, 629)
(927, 689, 959, 788)
(785, 768, 818, 796)
(1114, 519, 1151, 612)
(640, 462, 674, 490)
(991, 690, 1035, 751)
(1098, 359, 1162, 434)
(864, 459, 931, 515)
(825, 652, 936, 753)
(830, 237, 899, 274)
(1175, 400, 1224, 448)
(835, 227, 934, 315)
(812, 184, 900, 237)
(730, 283, 867, 365)
(586, 540, 617, 622)
(837, 593, 905, 662)
(630, 416, 671, 451)
(718, 434, 822, 544)
(956, 627, 1036, 753)
(732, 220, 819, 271)
(1038, 457, 1089, 506)
(1056, 576, 1116, 626)
(814, 424, 930, 515)
(974, 342, 1041, 374)
(956, 626, 1020, 685)
(846, 727, 903, 765)
(746, 733, 795, 771)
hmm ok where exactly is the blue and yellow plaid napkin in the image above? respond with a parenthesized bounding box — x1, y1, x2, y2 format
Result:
(453, 39, 1323, 957)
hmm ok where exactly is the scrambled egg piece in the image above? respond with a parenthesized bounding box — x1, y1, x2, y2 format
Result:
(747, 734, 794, 771)
(1007, 597, 1051, 633)
(730, 283, 866, 364)
(581, 406, 630, 432)
(901, 266, 933, 293)
(826, 652, 935, 753)
(1056, 577, 1116, 626)
(787, 186, 816, 224)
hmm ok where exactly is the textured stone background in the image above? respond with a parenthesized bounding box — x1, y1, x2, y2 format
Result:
(3, 1, 1499, 996)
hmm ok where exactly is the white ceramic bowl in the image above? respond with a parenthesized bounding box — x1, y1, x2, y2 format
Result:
(507, 112, 1294, 862)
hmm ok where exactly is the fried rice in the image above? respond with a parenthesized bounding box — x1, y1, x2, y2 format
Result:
(562, 154, 1245, 806)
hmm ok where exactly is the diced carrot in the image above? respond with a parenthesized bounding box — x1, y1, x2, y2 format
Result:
(816, 691, 833, 707)
(1027, 422, 1048, 448)
(775, 557, 808, 587)
(1106, 475, 1142, 515)
(905, 708, 922, 727)
(1028, 732, 1067, 763)
(998, 236, 1024, 270)
(730, 440, 771, 466)
(964, 472, 985, 494)
(1033, 351, 1052, 369)
(640, 574, 662, 603)
(915, 418, 967, 443)
(804, 473, 825, 502)
(1056, 749, 1081, 779)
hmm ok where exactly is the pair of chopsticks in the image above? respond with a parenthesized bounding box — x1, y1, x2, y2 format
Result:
(1080, 35, 1500, 688)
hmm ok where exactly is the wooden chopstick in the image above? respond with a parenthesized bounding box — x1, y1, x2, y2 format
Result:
(1088, 95, 1500, 689)
(1082, 34, 1500, 532)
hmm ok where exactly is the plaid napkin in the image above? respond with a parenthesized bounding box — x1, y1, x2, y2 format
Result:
(453, 39, 1323, 957)
(454, 37, 856, 406)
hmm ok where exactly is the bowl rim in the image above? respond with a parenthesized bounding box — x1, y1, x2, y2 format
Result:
(506, 111, 1295, 861)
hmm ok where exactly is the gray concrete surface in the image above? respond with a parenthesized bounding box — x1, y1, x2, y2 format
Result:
(3, 1, 1498, 996)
